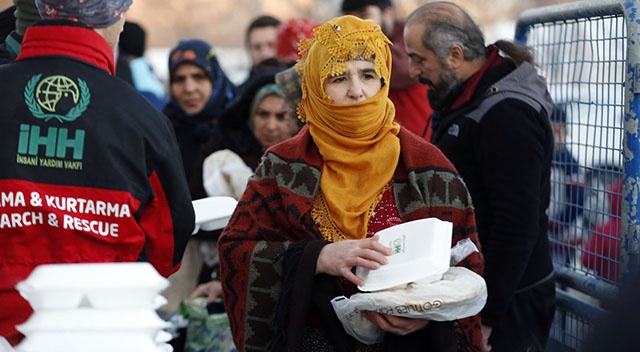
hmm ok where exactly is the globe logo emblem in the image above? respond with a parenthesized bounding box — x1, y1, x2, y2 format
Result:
(24, 74, 90, 123)
(36, 75, 79, 113)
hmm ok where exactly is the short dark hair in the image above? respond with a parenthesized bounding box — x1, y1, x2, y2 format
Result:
(245, 15, 280, 44)
(341, 0, 392, 13)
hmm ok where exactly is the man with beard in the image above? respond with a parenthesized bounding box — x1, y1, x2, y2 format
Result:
(404, 2, 556, 352)
(341, 0, 433, 140)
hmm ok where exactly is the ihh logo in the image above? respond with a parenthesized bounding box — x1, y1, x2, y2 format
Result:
(18, 124, 85, 160)
(18, 74, 90, 160)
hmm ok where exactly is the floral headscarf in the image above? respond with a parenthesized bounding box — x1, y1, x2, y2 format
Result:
(296, 15, 400, 239)
(167, 39, 237, 121)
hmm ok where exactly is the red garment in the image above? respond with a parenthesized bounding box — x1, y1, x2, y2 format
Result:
(450, 45, 504, 111)
(583, 180, 622, 282)
(276, 18, 320, 64)
(366, 185, 403, 237)
(388, 21, 433, 140)
(18, 24, 115, 75)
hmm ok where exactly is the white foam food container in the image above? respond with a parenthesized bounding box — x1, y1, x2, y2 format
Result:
(356, 218, 453, 292)
(16, 308, 170, 335)
(15, 333, 168, 352)
(192, 196, 238, 234)
(0, 337, 17, 352)
(16, 262, 169, 310)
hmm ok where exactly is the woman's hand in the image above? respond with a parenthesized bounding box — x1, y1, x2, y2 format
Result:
(190, 280, 223, 303)
(481, 324, 493, 352)
(316, 235, 392, 286)
(363, 311, 430, 335)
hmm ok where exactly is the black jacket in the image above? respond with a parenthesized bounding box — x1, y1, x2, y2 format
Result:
(0, 21, 195, 345)
(0, 23, 194, 275)
(432, 59, 555, 327)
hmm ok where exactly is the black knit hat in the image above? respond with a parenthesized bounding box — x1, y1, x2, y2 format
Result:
(341, 0, 392, 13)
(119, 21, 146, 57)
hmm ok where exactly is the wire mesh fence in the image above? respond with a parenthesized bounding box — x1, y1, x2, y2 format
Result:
(515, 0, 640, 349)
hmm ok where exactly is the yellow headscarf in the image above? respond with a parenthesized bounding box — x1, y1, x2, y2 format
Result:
(296, 15, 401, 239)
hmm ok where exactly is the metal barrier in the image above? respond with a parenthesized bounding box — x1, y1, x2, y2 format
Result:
(515, 0, 640, 350)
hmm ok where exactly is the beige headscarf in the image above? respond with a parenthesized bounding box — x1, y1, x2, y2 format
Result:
(296, 15, 400, 239)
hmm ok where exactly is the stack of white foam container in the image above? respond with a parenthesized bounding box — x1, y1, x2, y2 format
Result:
(14, 262, 173, 352)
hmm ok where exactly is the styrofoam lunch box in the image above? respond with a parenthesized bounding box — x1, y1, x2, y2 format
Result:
(16, 262, 169, 310)
(15, 333, 170, 352)
(16, 308, 170, 335)
(192, 196, 238, 233)
(356, 218, 453, 292)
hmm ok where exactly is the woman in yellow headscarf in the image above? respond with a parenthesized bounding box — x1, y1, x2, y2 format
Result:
(218, 15, 484, 351)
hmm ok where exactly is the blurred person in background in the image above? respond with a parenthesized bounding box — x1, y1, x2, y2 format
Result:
(242, 14, 280, 86)
(190, 61, 299, 305)
(342, 0, 433, 140)
(0, 0, 194, 345)
(273, 17, 319, 124)
(405, 2, 556, 351)
(547, 103, 585, 261)
(0, 5, 15, 43)
(187, 50, 298, 304)
(0, 0, 40, 64)
(164, 38, 238, 198)
(275, 17, 320, 66)
(582, 172, 622, 282)
(159, 38, 238, 317)
(116, 21, 167, 110)
(214, 58, 295, 171)
(203, 82, 299, 197)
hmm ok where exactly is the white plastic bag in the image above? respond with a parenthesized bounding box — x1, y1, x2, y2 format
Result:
(331, 266, 487, 345)
(202, 149, 253, 200)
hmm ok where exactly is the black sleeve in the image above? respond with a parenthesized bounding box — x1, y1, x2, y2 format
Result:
(476, 99, 550, 325)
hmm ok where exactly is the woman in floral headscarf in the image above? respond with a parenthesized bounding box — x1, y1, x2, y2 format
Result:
(218, 15, 484, 352)
(163, 39, 238, 200)
(159, 39, 238, 316)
